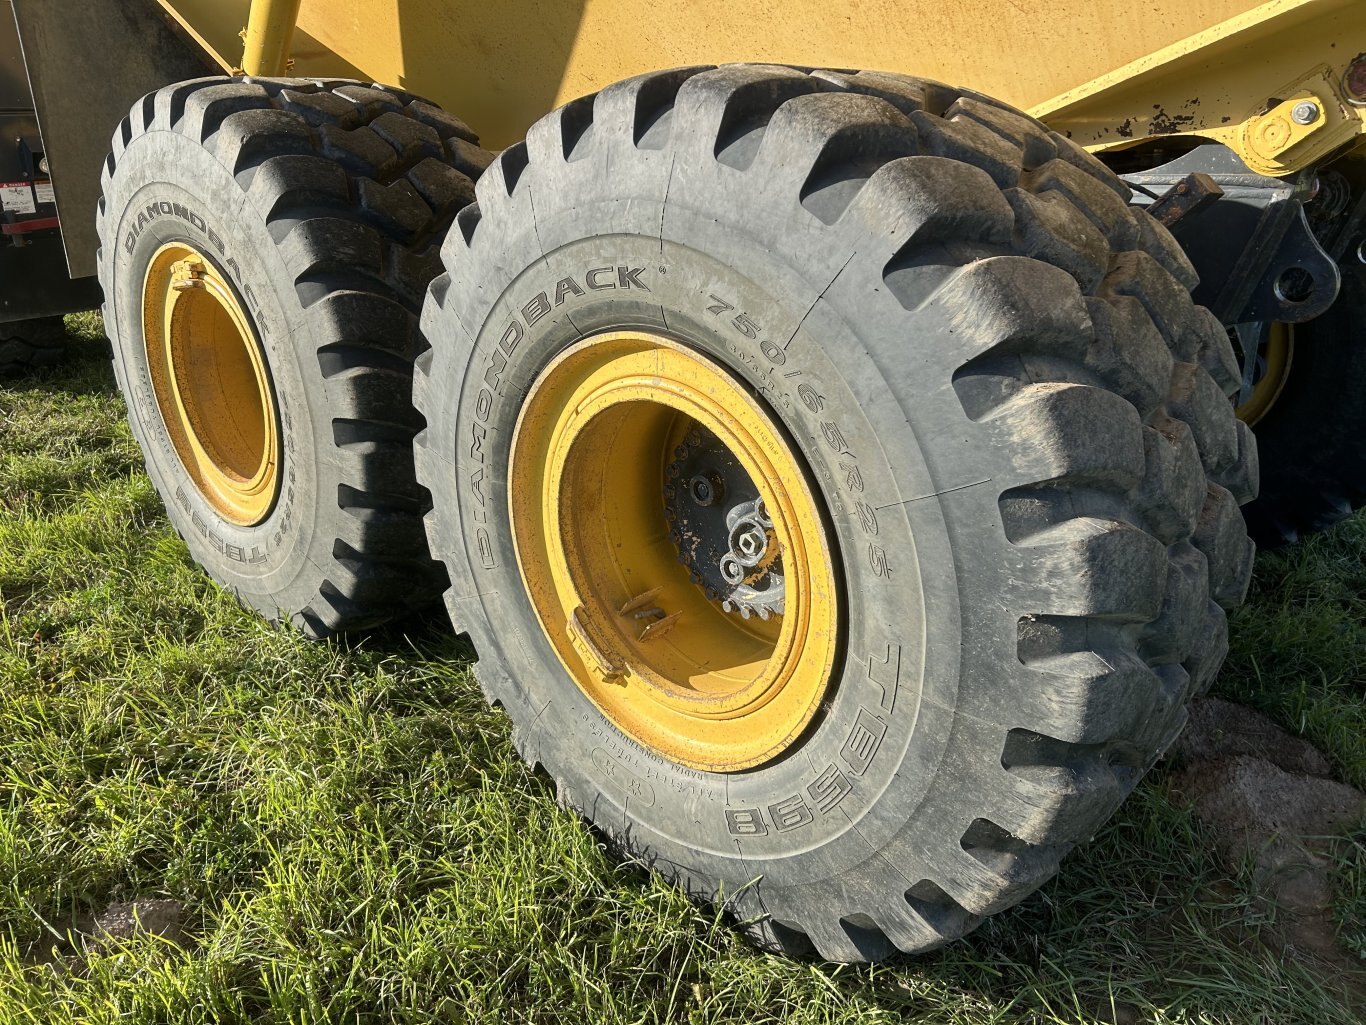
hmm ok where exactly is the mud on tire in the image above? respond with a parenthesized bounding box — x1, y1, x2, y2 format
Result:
(414, 65, 1258, 960)
(98, 77, 491, 636)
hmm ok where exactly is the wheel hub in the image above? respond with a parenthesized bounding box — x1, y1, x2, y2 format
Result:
(664, 426, 786, 620)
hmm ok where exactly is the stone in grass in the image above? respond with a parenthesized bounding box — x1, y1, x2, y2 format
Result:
(26, 898, 187, 973)
(1173, 753, 1364, 852)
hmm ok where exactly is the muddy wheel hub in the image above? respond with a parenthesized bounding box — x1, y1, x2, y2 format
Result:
(664, 426, 786, 620)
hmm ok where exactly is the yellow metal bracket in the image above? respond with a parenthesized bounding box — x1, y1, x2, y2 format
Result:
(1035, 0, 1366, 178)
(1242, 82, 1359, 177)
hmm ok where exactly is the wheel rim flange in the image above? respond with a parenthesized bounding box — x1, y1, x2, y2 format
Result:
(141, 242, 280, 526)
(1236, 321, 1294, 426)
(508, 331, 841, 772)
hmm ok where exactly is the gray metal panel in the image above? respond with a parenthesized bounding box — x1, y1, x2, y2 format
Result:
(0, 2, 32, 112)
(0, 2, 38, 185)
(12, 0, 217, 277)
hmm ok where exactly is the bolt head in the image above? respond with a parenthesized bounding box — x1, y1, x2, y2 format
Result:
(1291, 101, 1320, 125)
(688, 474, 721, 507)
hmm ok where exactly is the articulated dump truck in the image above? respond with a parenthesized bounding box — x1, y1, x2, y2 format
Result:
(5, 0, 1364, 961)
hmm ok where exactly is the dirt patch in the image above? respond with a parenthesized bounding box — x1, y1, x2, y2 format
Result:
(1173, 754, 1363, 846)
(1170, 699, 1366, 1000)
(86, 898, 187, 946)
(24, 897, 187, 971)
(1171, 697, 1332, 777)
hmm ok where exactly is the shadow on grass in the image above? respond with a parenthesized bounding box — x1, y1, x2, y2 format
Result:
(13, 314, 120, 400)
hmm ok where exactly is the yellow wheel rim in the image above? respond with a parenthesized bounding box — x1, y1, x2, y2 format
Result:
(142, 242, 280, 526)
(1236, 322, 1294, 427)
(509, 332, 840, 772)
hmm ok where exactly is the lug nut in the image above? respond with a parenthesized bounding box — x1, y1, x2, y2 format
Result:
(1291, 101, 1320, 125)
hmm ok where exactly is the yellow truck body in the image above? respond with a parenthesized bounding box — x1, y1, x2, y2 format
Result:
(158, 0, 1366, 174)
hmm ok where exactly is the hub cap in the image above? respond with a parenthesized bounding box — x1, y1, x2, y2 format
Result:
(508, 332, 840, 772)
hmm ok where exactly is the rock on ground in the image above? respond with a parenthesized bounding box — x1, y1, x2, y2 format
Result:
(1172, 753, 1364, 852)
(1171, 697, 1332, 776)
(1169, 698, 1366, 995)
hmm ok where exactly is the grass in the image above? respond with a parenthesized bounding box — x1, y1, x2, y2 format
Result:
(0, 315, 1362, 1024)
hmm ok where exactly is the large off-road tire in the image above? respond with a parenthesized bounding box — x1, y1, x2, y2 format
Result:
(0, 316, 66, 375)
(97, 77, 491, 637)
(414, 65, 1258, 960)
(1241, 258, 1366, 546)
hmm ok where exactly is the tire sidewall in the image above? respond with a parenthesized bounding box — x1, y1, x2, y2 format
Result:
(103, 130, 324, 612)
(429, 204, 973, 892)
